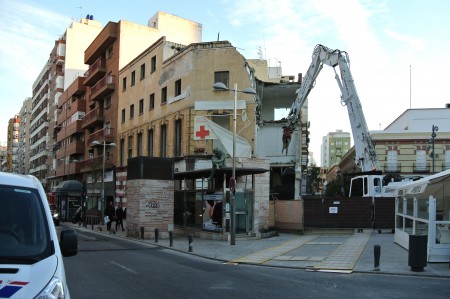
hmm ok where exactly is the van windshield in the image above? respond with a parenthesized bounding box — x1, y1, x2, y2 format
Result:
(0, 184, 53, 264)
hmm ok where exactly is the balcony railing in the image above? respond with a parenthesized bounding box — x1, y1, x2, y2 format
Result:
(91, 75, 115, 100)
(88, 127, 115, 145)
(84, 57, 106, 86)
(81, 107, 104, 129)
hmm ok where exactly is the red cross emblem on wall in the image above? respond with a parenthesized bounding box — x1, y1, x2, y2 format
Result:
(195, 125, 210, 139)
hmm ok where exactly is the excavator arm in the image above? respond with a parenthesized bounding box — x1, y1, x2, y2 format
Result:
(286, 44, 379, 171)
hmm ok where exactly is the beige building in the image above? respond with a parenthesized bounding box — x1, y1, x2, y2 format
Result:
(17, 98, 32, 174)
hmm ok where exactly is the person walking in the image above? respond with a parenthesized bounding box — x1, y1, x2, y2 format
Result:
(105, 201, 115, 232)
(115, 203, 124, 232)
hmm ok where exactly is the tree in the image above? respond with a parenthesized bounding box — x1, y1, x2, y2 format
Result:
(306, 165, 321, 195)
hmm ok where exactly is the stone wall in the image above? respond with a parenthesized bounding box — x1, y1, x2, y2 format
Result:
(126, 179, 174, 239)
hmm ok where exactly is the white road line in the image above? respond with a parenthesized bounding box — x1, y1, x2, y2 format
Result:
(77, 233, 97, 240)
(110, 261, 138, 274)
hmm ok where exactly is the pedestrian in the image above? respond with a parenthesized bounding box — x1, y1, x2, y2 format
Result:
(115, 203, 124, 232)
(104, 201, 115, 232)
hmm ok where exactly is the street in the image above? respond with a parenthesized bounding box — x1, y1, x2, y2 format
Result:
(63, 227, 450, 299)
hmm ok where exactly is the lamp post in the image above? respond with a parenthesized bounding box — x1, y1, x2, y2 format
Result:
(213, 82, 256, 245)
(92, 140, 116, 219)
(428, 125, 439, 174)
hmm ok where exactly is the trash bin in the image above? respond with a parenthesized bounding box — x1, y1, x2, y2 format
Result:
(408, 234, 427, 272)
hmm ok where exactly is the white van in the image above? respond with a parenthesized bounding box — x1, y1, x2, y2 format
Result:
(0, 172, 78, 298)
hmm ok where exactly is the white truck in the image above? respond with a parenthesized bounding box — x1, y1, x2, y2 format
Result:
(285, 44, 404, 197)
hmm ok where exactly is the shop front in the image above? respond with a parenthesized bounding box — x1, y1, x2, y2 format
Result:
(394, 169, 450, 262)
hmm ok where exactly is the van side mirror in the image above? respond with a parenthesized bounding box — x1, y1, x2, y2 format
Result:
(60, 228, 78, 257)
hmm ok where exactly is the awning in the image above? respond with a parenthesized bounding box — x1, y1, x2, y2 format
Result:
(394, 169, 450, 198)
(54, 180, 83, 196)
(174, 166, 268, 180)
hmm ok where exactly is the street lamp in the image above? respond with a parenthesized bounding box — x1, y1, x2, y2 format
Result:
(91, 140, 116, 219)
(428, 125, 439, 174)
(213, 82, 256, 245)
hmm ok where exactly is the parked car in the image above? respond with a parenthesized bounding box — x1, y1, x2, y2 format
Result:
(49, 204, 60, 226)
(0, 172, 78, 298)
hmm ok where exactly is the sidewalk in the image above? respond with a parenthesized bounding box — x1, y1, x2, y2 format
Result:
(66, 220, 450, 278)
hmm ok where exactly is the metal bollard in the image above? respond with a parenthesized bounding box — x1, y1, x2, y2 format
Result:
(155, 228, 159, 243)
(188, 234, 193, 252)
(169, 231, 173, 247)
(140, 226, 144, 240)
(374, 244, 381, 271)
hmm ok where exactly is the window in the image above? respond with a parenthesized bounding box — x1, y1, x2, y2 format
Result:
(174, 119, 182, 156)
(107, 47, 113, 59)
(416, 150, 427, 172)
(120, 138, 125, 166)
(128, 135, 133, 159)
(121, 109, 125, 123)
(149, 93, 155, 110)
(160, 125, 166, 157)
(122, 77, 127, 91)
(130, 104, 134, 119)
(137, 132, 142, 156)
(151, 55, 156, 73)
(387, 150, 398, 172)
(140, 63, 145, 80)
(214, 71, 229, 87)
(175, 79, 181, 97)
(139, 99, 144, 115)
(161, 87, 167, 104)
(445, 150, 450, 170)
(131, 71, 136, 86)
(148, 128, 153, 157)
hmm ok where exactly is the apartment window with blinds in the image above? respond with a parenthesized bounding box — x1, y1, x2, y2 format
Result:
(122, 77, 127, 91)
(175, 79, 181, 97)
(151, 55, 156, 73)
(128, 136, 133, 159)
(131, 71, 136, 86)
(140, 63, 145, 80)
(149, 93, 155, 110)
(214, 71, 229, 87)
(161, 87, 167, 104)
(121, 109, 125, 123)
(130, 104, 134, 119)
(139, 99, 144, 115)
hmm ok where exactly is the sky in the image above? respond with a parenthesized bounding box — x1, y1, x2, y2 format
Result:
(1, 0, 450, 166)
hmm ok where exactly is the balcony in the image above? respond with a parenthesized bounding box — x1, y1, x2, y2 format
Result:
(383, 163, 401, 173)
(79, 155, 115, 172)
(85, 22, 118, 64)
(88, 127, 115, 145)
(91, 75, 115, 100)
(55, 140, 85, 160)
(58, 77, 86, 108)
(81, 107, 104, 129)
(56, 160, 81, 177)
(56, 120, 83, 142)
(84, 57, 106, 86)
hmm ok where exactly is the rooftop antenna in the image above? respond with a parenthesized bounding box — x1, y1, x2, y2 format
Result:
(409, 65, 412, 109)
(75, 6, 82, 21)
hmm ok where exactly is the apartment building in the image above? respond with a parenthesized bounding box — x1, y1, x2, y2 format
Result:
(29, 17, 103, 191)
(17, 98, 32, 174)
(6, 115, 19, 173)
(80, 12, 201, 214)
(321, 129, 351, 168)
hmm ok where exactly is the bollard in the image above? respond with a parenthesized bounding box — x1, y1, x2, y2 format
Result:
(140, 226, 144, 240)
(374, 244, 381, 271)
(169, 231, 173, 247)
(155, 228, 159, 243)
(188, 234, 193, 252)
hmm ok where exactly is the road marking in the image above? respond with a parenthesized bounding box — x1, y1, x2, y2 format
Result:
(77, 233, 97, 240)
(110, 261, 138, 274)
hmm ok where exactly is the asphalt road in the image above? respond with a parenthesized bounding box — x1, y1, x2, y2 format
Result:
(63, 229, 450, 299)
